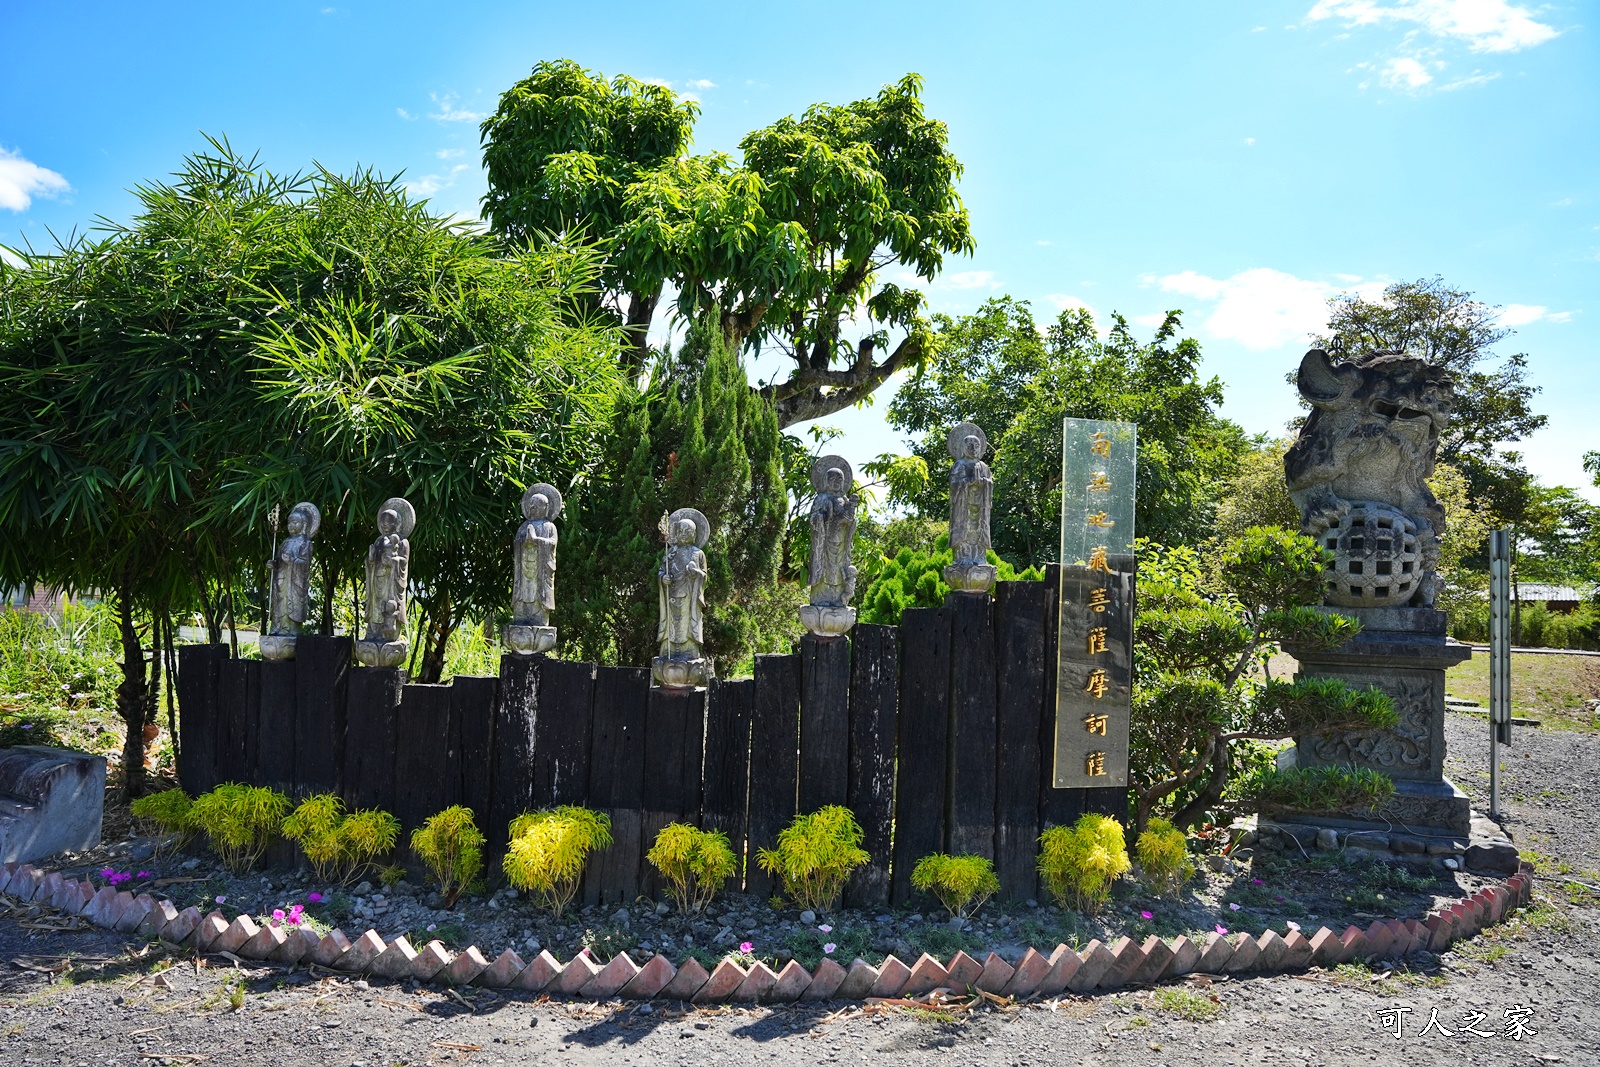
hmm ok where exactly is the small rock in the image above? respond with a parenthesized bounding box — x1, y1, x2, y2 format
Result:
(353, 980, 369, 991)
(1026, 899, 1038, 909)
(875, 915, 892, 924)
(151, 974, 170, 990)
(1316, 828, 1339, 851)
(503, 889, 518, 899)
(947, 916, 966, 931)
(1443, 857, 1460, 870)
(799, 910, 816, 925)
(655, 900, 671, 917)
(1205, 854, 1234, 873)
(612, 907, 632, 927)
(524, 937, 541, 952)
(908, 914, 922, 923)
(639, 1003, 653, 1015)
(353, 882, 373, 895)
(180, 857, 201, 870)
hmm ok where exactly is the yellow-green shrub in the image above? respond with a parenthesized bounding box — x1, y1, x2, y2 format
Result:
(129, 788, 195, 849)
(646, 823, 736, 914)
(755, 805, 869, 914)
(411, 806, 486, 907)
(911, 853, 999, 918)
(1135, 817, 1194, 897)
(188, 783, 291, 872)
(502, 806, 612, 917)
(1037, 813, 1131, 912)
(281, 793, 399, 885)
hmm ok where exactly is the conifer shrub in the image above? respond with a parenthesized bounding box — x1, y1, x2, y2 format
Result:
(1037, 813, 1131, 912)
(646, 822, 737, 914)
(911, 853, 1000, 918)
(410, 806, 486, 907)
(281, 793, 400, 885)
(1134, 817, 1194, 897)
(1234, 764, 1396, 815)
(188, 783, 291, 873)
(502, 806, 613, 917)
(858, 533, 1042, 625)
(129, 787, 196, 850)
(756, 805, 869, 913)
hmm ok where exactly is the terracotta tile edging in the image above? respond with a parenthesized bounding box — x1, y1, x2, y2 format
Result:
(5, 863, 1532, 1004)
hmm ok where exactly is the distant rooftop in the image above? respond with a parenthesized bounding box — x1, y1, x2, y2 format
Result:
(1515, 583, 1595, 602)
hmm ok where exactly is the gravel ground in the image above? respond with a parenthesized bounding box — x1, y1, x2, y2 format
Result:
(4, 708, 1597, 1067)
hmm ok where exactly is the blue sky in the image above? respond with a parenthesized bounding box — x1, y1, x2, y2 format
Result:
(3, 1, 1595, 498)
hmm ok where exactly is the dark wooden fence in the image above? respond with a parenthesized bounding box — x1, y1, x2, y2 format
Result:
(176, 569, 1125, 907)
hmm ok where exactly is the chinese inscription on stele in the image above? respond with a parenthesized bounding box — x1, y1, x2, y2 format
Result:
(1054, 417, 1136, 789)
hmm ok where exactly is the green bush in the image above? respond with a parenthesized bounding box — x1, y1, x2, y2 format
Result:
(756, 805, 869, 913)
(188, 783, 291, 872)
(1236, 764, 1396, 814)
(281, 794, 400, 885)
(410, 806, 486, 908)
(858, 533, 1042, 625)
(911, 853, 999, 918)
(129, 787, 195, 849)
(1037, 813, 1131, 913)
(646, 822, 737, 914)
(1134, 818, 1194, 897)
(502, 806, 612, 917)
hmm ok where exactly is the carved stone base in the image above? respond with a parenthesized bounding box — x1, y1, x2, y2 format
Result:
(259, 634, 298, 661)
(652, 655, 711, 689)
(504, 624, 557, 655)
(798, 604, 856, 637)
(355, 639, 408, 668)
(943, 562, 997, 594)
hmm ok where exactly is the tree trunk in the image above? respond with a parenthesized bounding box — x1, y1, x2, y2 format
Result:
(319, 555, 338, 635)
(1169, 741, 1231, 832)
(416, 597, 455, 685)
(115, 590, 151, 799)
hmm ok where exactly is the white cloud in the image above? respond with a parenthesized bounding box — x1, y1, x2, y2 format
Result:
(0, 246, 24, 268)
(406, 175, 445, 197)
(1156, 267, 1388, 350)
(939, 270, 1001, 291)
(436, 148, 466, 159)
(428, 93, 485, 123)
(1307, 0, 1559, 53)
(1381, 55, 1434, 87)
(1036, 239, 1053, 246)
(687, 79, 716, 90)
(1437, 69, 1501, 89)
(1551, 197, 1573, 208)
(1132, 312, 1168, 329)
(1045, 294, 1098, 319)
(1546, 310, 1575, 323)
(397, 107, 416, 121)
(1498, 303, 1576, 326)
(0, 148, 69, 211)
(1244, 136, 1257, 146)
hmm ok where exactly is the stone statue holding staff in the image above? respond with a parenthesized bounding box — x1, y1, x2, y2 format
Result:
(261, 502, 320, 661)
(653, 507, 712, 688)
(506, 483, 561, 655)
(945, 421, 997, 593)
(356, 496, 414, 668)
(799, 455, 858, 637)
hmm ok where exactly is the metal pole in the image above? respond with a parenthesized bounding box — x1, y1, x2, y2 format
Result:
(1488, 529, 1512, 819)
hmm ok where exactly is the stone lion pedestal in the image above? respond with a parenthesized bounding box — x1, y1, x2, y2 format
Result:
(1285, 605, 1472, 838)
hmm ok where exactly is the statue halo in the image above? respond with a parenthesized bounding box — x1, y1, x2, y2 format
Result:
(947, 421, 989, 459)
(288, 501, 322, 539)
(377, 496, 416, 539)
(667, 507, 711, 549)
(522, 482, 563, 521)
(809, 454, 854, 494)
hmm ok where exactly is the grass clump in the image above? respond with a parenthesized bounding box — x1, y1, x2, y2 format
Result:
(1135, 818, 1194, 897)
(281, 793, 399, 885)
(646, 822, 736, 914)
(1238, 764, 1395, 814)
(756, 805, 869, 914)
(129, 787, 196, 850)
(503, 806, 612, 917)
(1038, 813, 1131, 913)
(410, 806, 486, 907)
(1152, 986, 1222, 1021)
(188, 783, 290, 872)
(911, 853, 1000, 919)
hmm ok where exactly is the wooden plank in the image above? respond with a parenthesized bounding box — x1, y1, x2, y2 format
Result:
(531, 659, 595, 807)
(640, 686, 706, 900)
(798, 634, 851, 814)
(175, 644, 225, 796)
(701, 678, 753, 889)
(947, 592, 998, 860)
(891, 607, 951, 905)
(342, 666, 403, 815)
(215, 658, 260, 785)
(293, 636, 350, 798)
(746, 653, 800, 900)
(488, 654, 540, 868)
(257, 660, 297, 796)
(844, 623, 898, 910)
(393, 683, 453, 875)
(582, 666, 650, 905)
(448, 675, 498, 823)
(1038, 563, 1085, 837)
(993, 580, 1049, 902)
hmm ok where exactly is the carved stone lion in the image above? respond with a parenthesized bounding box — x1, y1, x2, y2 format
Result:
(1284, 349, 1453, 609)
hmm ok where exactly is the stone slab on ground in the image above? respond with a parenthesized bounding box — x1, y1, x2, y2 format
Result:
(0, 746, 106, 864)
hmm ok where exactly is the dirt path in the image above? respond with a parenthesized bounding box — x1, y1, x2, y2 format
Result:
(5, 709, 1597, 1067)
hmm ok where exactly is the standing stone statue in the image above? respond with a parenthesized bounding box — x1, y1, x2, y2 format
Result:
(944, 422, 997, 594)
(653, 507, 712, 688)
(261, 502, 320, 661)
(799, 455, 858, 637)
(355, 497, 414, 668)
(506, 483, 561, 655)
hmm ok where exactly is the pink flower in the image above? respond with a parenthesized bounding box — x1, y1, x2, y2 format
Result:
(215, 895, 227, 904)
(823, 943, 837, 955)
(272, 909, 286, 922)
(100, 867, 115, 879)
(1215, 924, 1228, 935)
(818, 924, 832, 934)
(739, 941, 754, 954)
(1140, 910, 1154, 920)
(1250, 877, 1264, 885)
(427, 923, 437, 932)
(136, 871, 151, 879)
(307, 892, 323, 903)
(1228, 903, 1241, 911)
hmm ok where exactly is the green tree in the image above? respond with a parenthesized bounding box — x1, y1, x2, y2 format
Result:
(883, 297, 1248, 564)
(481, 60, 975, 425)
(1130, 530, 1397, 833)
(1209, 437, 1300, 545)
(857, 532, 1040, 625)
(560, 319, 786, 672)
